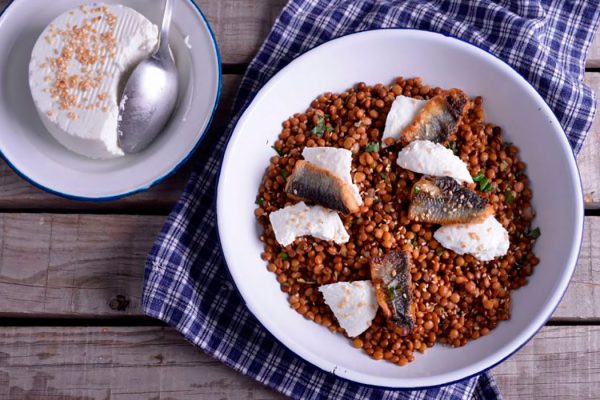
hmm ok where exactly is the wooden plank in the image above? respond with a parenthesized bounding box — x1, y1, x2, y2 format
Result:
(587, 31, 600, 68)
(0, 0, 286, 65)
(0, 325, 597, 399)
(493, 326, 600, 399)
(0, 326, 282, 400)
(0, 213, 598, 319)
(580, 74, 600, 208)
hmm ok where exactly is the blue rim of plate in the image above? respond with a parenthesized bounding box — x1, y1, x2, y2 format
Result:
(215, 27, 585, 390)
(0, 0, 222, 202)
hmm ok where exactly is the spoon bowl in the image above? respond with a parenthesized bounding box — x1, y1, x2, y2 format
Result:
(118, 0, 178, 153)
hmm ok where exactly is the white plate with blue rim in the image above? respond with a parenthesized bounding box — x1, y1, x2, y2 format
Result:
(217, 29, 583, 388)
(0, 0, 221, 200)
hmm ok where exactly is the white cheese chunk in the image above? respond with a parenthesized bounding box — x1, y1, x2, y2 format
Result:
(269, 202, 349, 247)
(302, 147, 362, 205)
(434, 215, 510, 261)
(319, 281, 378, 337)
(29, 4, 159, 159)
(396, 140, 474, 184)
(382, 95, 427, 147)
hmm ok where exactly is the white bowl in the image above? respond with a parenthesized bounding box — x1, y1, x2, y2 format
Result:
(0, 0, 220, 200)
(217, 29, 583, 388)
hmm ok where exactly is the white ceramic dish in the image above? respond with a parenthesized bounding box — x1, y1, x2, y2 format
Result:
(0, 0, 220, 200)
(217, 29, 583, 389)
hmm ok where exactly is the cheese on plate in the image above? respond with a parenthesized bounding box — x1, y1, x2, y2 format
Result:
(396, 140, 474, 184)
(269, 201, 349, 247)
(434, 215, 510, 261)
(29, 4, 159, 159)
(381, 95, 427, 146)
(302, 147, 362, 205)
(319, 280, 379, 337)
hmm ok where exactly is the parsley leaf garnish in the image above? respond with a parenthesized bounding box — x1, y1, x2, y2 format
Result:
(413, 185, 421, 195)
(271, 145, 284, 156)
(255, 198, 265, 206)
(280, 251, 289, 261)
(505, 190, 515, 204)
(280, 169, 288, 179)
(311, 117, 327, 137)
(447, 141, 458, 155)
(436, 247, 444, 257)
(502, 141, 512, 149)
(365, 142, 380, 153)
(388, 286, 396, 300)
(473, 171, 493, 192)
(525, 227, 541, 239)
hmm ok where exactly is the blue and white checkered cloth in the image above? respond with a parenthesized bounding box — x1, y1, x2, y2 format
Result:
(143, 1, 600, 398)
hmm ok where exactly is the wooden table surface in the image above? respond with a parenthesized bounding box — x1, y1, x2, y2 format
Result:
(1, 1, 599, 399)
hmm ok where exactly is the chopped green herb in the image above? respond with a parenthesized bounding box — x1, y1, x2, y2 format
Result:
(281, 282, 290, 287)
(411, 236, 418, 246)
(388, 286, 396, 299)
(525, 227, 541, 239)
(380, 172, 389, 182)
(311, 117, 326, 137)
(280, 169, 289, 179)
(255, 198, 265, 206)
(353, 83, 360, 91)
(436, 248, 444, 257)
(325, 124, 334, 133)
(473, 171, 486, 182)
(505, 190, 515, 204)
(279, 251, 289, 261)
(271, 145, 284, 156)
(502, 141, 512, 149)
(365, 142, 380, 153)
(447, 141, 458, 155)
(413, 185, 421, 195)
(473, 172, 493, 192)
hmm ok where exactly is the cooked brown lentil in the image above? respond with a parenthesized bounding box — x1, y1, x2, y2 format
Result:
(254, 77, 539, 366)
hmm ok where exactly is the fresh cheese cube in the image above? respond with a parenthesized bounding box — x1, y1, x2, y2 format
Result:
(434, 215, 510, 261)
(396, 140, 474, 184)
(29, 4, 159, 159)
(319, 281, 379, 337)
(382, 96, 427, 146)
(269, 202, 349, 247)
(302, 147, 362, 205)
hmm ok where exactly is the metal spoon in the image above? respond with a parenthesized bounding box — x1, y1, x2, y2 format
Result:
(117, 0, 178, 153)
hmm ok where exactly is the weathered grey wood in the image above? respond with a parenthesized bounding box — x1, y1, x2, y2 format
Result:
(587, 31, 600, 68)
(0, 0, 286, 65)
(0, 326, 282, 400)
(493, 326, 600, 399)
(0, 214, 598, 319)
(580, 74, 600, 208)
(0, 325, 597, 399)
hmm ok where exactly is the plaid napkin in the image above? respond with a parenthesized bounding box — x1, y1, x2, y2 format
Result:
(143, 1, 600, 398)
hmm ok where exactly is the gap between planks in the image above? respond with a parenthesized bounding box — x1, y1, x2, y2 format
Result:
(0, 213, 598, 320)
(0, 325, 597, 400)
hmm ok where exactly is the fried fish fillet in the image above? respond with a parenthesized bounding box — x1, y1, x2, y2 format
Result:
(409, 176, 493, 224)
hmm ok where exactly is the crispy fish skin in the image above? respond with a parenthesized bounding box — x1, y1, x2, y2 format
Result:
(400, 89, 469, 145)
(285, 160, 360, 214)
(409, 176, 493, 224)
(370, 251, 415, 334)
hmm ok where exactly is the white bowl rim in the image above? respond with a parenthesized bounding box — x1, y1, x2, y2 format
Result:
(0, 0, 222, 202)
(217, 28, 584, 389)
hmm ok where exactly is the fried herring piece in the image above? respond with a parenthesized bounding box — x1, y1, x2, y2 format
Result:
(370, 251, 415, 334)
(409, 176, 493, 224)
(400, 88, 469, 145)
(285, 160, 360, 214)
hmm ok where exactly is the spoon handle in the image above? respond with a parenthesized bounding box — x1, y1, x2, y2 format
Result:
(158, 0, 174, 54)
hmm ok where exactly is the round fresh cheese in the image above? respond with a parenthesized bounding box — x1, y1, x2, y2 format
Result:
(29, 3, 159, 159)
